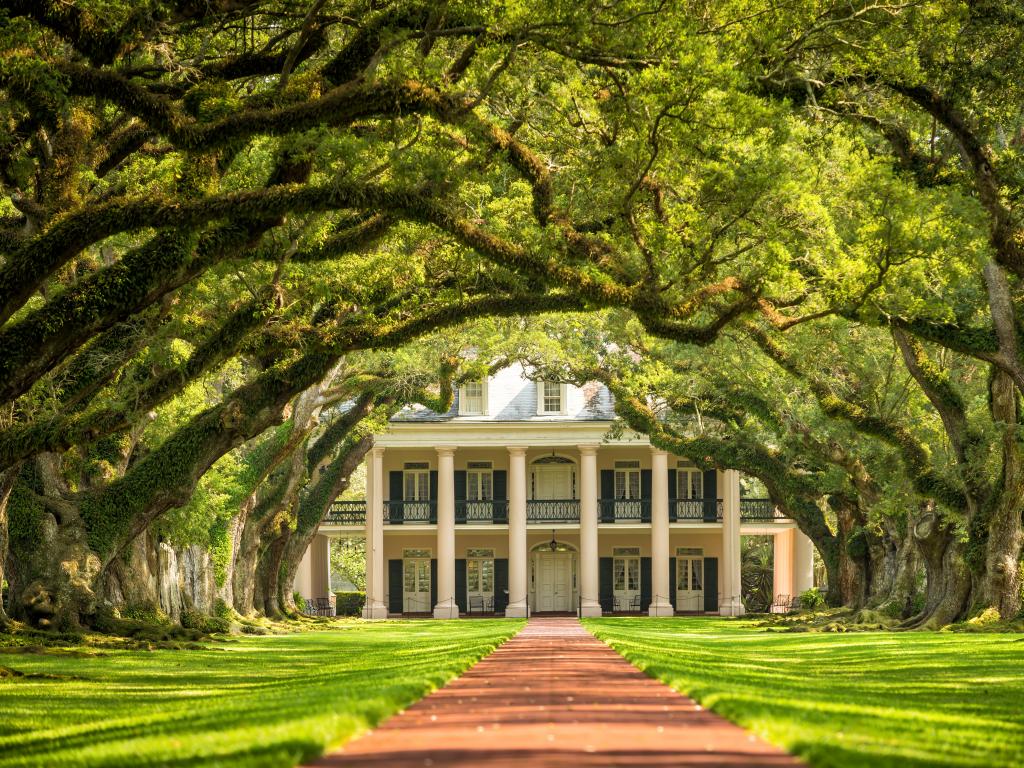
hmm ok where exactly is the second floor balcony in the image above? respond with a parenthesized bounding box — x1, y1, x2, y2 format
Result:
(324, 496, 784, 526)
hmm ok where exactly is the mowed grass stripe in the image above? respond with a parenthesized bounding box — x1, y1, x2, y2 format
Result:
(0, 619, 524, 768)
(584, 617, 1024, 768)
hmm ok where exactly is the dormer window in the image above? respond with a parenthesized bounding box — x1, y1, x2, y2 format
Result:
(538, 381, 566, 415)
(459, 379, 487, 415)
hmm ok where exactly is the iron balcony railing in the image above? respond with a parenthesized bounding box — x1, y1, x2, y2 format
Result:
(325, 497, 777, 526)
(455, 499, 509, 524)
(599, 498, 650, 522)
(527, 499, 580, 522)
(385, 500, 435, 524)
(325, 500, 366, 525)
(673, 499, 723, 522)
(740, 498, 789, 522)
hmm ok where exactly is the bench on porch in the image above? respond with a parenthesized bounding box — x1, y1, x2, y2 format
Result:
(311, 597, 335, 617)
(770, 594, 800, 614)
(467, 595, 494, 614)
(613, 594, 642, 613)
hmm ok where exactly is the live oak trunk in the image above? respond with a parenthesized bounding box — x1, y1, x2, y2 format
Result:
(910, 510, 973, 628)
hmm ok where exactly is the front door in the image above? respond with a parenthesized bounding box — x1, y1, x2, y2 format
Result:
(676, 556, 704, 612)
(536, 553, 572, 611)
(613, 552, 641, 611)
(403, 557, 431, 613)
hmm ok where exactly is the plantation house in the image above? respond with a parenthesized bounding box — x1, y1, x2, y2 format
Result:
(295, 365, 813, 617)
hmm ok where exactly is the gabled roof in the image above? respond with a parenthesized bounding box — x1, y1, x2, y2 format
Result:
(390, 365, 616, 423)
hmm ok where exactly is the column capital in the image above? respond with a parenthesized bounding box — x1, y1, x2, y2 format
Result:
(577, 444, 600, 456)
(649, 447, 669, 458)
(371, 444, 385, 457)
(507, 446, 528, 457)
(435, 446, 456, 457)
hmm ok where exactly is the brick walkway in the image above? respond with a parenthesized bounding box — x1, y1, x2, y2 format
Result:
(310, 617, 801, 767)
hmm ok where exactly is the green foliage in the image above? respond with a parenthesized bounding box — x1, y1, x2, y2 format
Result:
(799, 588, 826, 611)
(180, 609, 230, 635)
(333, 592, 365, 617)
(292, 592, 306, 613)
(330, 538, 366, 592)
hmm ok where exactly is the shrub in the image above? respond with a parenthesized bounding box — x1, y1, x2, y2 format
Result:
(121, 601, 166, 624)
(799, 587, 826, 610)
(334, 591, 365, 617)
(966, 607, 1001, 627)
(180, 608, 230, 634)
(212, 598, 233, 620)
(293, 592, 306, 613)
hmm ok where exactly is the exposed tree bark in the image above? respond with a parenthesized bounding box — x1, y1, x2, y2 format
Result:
(908, 509, 973, 629)
(0, 464, 19, 625)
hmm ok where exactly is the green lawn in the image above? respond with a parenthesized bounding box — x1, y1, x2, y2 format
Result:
(0, 619, 523, 767)
(583, 617, 1024, 768)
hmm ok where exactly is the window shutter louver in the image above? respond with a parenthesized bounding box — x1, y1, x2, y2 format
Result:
(702, 469, 718, 522)
(455, 559, 467, 613)
(388, 560, 403, 613)
(599, 557, 614, 612)
(704, 557, 718, 613)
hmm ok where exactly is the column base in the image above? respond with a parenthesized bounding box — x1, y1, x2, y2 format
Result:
(648, 601, 675, 617)
(505, 601, 528, 618)
(580, 601, 602, 618)
(718, 597, 746, 617)
(433, 604, 460, 619)
(362, 601, 389, 620)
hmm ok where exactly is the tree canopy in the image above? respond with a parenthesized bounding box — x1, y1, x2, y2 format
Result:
(0, 0, 1022, 630)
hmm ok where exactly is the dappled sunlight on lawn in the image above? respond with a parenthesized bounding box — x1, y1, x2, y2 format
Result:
(584, 617, 1024, 768)
(0, 619, 524, 768)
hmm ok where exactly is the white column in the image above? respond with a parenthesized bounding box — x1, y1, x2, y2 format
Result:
(772, 528, 794, 610)
(793, 529, 815, 595)
(434, 447, 458, 618)
(649, 449, 674, 616)
(719, 468, 745, 616)
(311, 534, 331, 598)
(294, 543, 313, 601)
(578, 444, 601, 617)
(362, 446, 388, 619)
(506, 447, 529, 617)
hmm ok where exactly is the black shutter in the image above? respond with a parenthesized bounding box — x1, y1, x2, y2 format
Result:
(454, 470, 467, 523)
(493, 471, 508, 523)
(640, 557, 652, 612)
(668, 469, 678, 523)
(704, 557, 718, 613)
(389, 471, 404, 524)
(599, 557, 614, 612)
(429, 470, 438, 523)
(388, 559, 403, 614)
(600, 470, 615, 523)
(494, 558, 509, 614)
(703, 469, 718, 522)
(640, 470, 652, 523)
(669, 557, 677, 611)
(455, 559, 467, 613)
(430, 558, 438, 611)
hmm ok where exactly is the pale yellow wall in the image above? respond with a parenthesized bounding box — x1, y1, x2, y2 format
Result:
(381, 529, 722, 561)
(379, 447, 721, 496)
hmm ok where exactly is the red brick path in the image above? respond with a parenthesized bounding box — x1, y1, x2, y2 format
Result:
(309, 617, 802, 767)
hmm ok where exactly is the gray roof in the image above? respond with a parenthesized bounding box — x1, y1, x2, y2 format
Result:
(391, 364, 616, 423)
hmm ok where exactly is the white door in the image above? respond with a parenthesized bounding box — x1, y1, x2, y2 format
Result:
(676, 557, 704, 612)
(533, 467, 572, 499)
(536, 553, 572, 611)
(403, 558, 431, 613)
(404, 470, 431, 521)
(614, 556, 641, 610)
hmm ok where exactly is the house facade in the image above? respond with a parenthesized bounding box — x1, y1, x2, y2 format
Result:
(296, 365, 815, 617)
